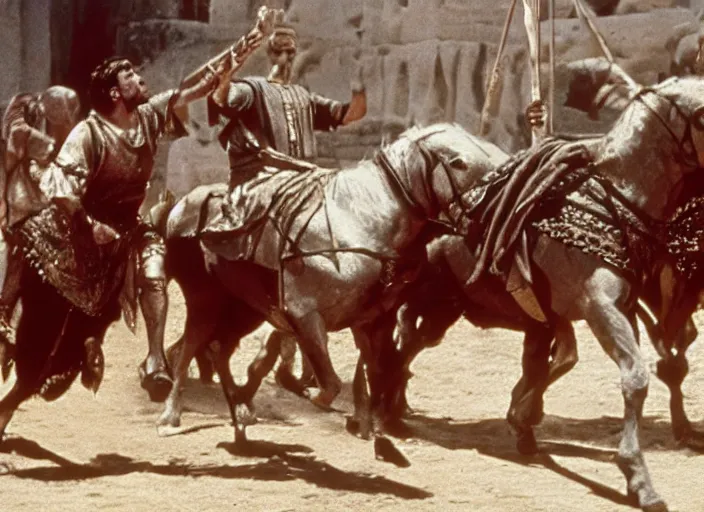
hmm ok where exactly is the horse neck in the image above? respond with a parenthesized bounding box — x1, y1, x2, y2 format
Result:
(382, 137, 436, 216)
(332, 154, 431, 252)
(596, 97, 690, 220)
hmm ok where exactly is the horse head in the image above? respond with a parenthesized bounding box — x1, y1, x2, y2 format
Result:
(652, 76, 704, 173)
(376, 123, 508, 226)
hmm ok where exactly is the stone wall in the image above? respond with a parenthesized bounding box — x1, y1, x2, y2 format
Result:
(2, 0, 704, 205)
(123, 0, 703, 203)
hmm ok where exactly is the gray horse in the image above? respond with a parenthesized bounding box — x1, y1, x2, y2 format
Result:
(160, 74, 704, 509)
(381, 76, 704, 512)
(158, 123, 508, 455)
(380, 232, 700, 451)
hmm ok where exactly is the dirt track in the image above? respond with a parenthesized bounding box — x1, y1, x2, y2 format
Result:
(2, 284, 704, 511)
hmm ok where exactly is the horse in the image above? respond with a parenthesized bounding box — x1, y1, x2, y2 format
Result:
(351, 75, 704, 511)
(158, 123, 509, 461)
(156, 227, 318, 437)
(377, 232, 700, 451)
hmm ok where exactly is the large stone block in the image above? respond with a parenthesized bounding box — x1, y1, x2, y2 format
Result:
(540, 8, 696, 84)
(615, 0, 679, 14)
(20, 0, 51, 93)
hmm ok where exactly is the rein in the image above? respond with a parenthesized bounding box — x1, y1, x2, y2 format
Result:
(373, 129, 466, 234)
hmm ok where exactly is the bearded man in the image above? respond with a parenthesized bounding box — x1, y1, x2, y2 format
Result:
(0, 55, 231, 429)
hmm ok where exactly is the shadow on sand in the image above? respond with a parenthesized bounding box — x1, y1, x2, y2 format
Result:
(406, 413, 704, 508)
(0, 436, 432, 500)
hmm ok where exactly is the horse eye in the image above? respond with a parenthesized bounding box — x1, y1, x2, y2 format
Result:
(693, 106, 704, 130)
(449, 157, 470, 172)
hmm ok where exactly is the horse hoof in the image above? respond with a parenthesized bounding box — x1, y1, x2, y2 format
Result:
(642, 501, 669, 512)
(303, 388, 335, 411)
(235, 403, 258, 427)
(141, 370, 173, 403)
(383, 418, 414, 439)
(156, 424, 184, 437)
(374, 436, 411, 468)
(345, 416, 361, 437)
(516, 431, 539, 455)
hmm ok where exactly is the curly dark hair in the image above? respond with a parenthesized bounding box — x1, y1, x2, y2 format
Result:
(89, 57, 133, 115)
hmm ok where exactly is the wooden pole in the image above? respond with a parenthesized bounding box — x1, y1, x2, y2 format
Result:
(479, 0, 518, 137)
(521, 0, 546, 145)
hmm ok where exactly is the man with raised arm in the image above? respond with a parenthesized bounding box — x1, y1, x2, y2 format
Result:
(208, 20, 367, 188)
(14, 54, 237, 401)
(202, 19, 367, 387)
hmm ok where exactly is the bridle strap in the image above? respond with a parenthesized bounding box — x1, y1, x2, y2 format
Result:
(633, 87, 700, 170)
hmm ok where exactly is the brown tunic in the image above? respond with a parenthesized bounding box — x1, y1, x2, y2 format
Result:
(19, 91, 186, 315)
(209, 77, 348, 184)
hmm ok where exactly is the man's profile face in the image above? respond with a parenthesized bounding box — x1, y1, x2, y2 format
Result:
(115, 65, 149, 110)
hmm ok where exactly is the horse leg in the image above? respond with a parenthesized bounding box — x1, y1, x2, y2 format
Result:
(1, 268, 73, 439)
(506, 325, 553, 455)
(290, 312, 341, 409)
(352, 323, 410, 467)
(655, 317, 697, 444)
(386, 301, 462, 422)
(274, 332, 310, 396)
(206, 328, 252, 444)
(0, 379, 34, 441)
(546, 317, 578, 387)
(219, 328, 285, 443)
(157, 297, 223, 429)
(346, 355, 371, 439)
(195, 345, 216, 384)
(586, 300, 667, 512)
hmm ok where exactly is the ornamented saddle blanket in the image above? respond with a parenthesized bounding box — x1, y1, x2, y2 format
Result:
(16, 205, 140, 317)
(200, 165, 338, 262)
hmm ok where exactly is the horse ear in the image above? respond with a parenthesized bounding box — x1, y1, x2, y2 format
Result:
(560, 57, 635, 120)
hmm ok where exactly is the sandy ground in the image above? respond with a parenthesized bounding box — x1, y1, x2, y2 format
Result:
(2, 284, 704, 512)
